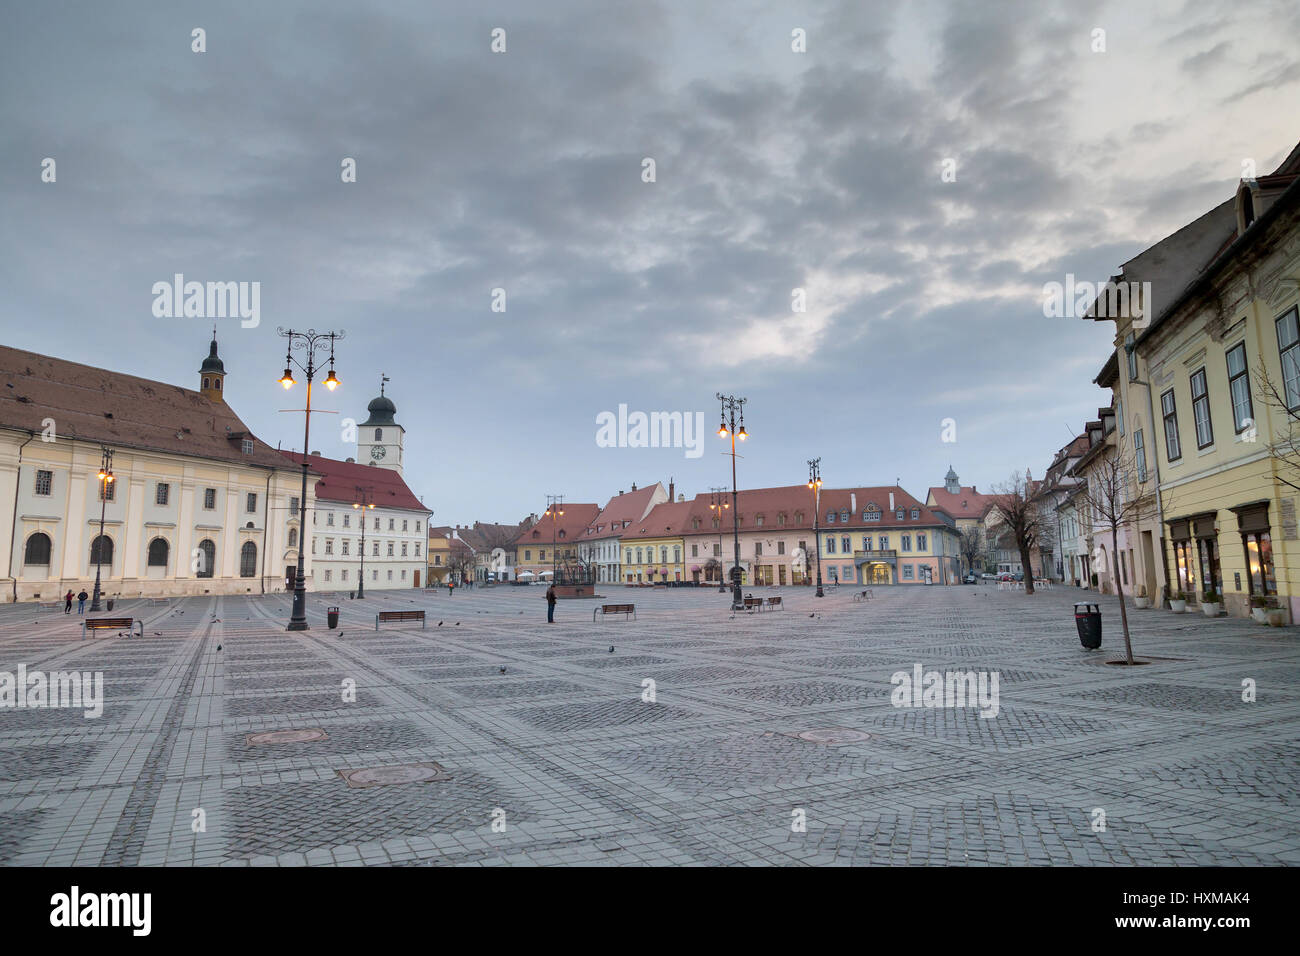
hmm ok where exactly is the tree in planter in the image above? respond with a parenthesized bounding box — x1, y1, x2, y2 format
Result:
(1070, 435, 1164, 665)
(988, 471, 1055, 595)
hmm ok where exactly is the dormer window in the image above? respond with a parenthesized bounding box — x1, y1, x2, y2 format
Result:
(911, 508, 919, 520)
(840, 509, 849, 522)
(826, 511, 836, 523)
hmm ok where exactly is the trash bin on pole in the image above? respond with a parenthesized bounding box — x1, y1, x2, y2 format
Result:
(1074, 602, 1101, 649)
(106, 599, 115, 612)
(327, 606, 340, 629)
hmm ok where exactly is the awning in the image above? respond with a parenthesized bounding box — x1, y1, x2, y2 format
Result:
(518, 570, 536, 577)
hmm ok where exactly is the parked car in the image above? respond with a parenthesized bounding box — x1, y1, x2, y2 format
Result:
(980, 571, 997, 581)
(962, 572, 978, 585)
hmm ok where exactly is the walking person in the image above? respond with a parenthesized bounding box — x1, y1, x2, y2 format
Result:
(76, 589, 88, 615)
(64, 589, 74, 614)
(546, 583, 557, 623)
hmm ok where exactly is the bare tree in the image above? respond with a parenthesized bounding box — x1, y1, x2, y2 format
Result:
(988, 471, 1050, 595)
(1072, 437, 1162, 665)
(957, 525, 984, 576)
(1255, 354, 1300, 491)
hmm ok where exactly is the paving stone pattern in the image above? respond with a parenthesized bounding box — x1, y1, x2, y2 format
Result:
(0, 584, 1297, 866)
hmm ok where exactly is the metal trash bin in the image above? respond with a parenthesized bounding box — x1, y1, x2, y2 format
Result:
(106, 599, 114, 611)
(327, 606, 340, 629)
(1074, 602, 1101, 649)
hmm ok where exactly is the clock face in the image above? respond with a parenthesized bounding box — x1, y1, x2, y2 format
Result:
(370, 445, 386, 460)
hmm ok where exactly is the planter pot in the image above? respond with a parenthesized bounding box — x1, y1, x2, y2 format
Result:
(1267, 609, 1286, 627)
(1134, 597, 1150, 609)
(1169, 600, 1186, 614)
(1251, 608, 1268, 624)
(1201, 602, 1222, 617)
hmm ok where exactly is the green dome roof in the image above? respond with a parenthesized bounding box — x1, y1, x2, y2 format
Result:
(199, 335, 225, 374)
(361, 393, 397, 426)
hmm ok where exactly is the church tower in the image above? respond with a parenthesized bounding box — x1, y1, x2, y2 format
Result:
(944, 465, 960, 494)
(357, 376, 405, 475)
(199, 329, 226, 402)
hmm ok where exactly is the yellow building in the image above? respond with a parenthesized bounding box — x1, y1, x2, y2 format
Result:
(1090, 140, 1300, 620)
(620, 500, 691, 584)
(426, 525, 454, 585)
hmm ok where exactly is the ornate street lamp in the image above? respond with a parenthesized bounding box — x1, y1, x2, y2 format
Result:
(89, 446, 115, 611)
(278, 327, 344, 631)
(709, 486, 729, 592)
(807, 457, 824, 598)
(544, 494, 564, 586)
(352, 485, 375, 598)
(716, 393, 747, 610)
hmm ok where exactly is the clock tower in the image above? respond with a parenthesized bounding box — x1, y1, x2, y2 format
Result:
(357, 376, 405, 476)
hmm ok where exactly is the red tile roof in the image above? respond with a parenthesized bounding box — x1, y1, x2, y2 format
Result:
(584, 483, 663, 538)
(0, 344, 297, 472)
(684, 485, 948, 534)
(515, 503, 601, 546)
(926, 485, 996, 520)
(621, 500, 696, 540)
(281, 451, 428, 513)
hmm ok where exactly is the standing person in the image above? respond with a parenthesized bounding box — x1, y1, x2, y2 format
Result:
(76, 589, 88, 615)
(64, 589, 74, 614)
(546, 583, 557, 623)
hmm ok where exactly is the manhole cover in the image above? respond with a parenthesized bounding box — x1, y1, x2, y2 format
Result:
(791, 727, 872, 745)
(337, 762, 452, 788)
(246, 728, 329, 745)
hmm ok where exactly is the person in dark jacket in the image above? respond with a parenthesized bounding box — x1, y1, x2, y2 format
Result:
(76, 590, 89, 614)
(546, 584, 557, 623)
(65, 589, 74, 614)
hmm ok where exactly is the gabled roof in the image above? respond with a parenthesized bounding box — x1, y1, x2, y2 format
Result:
(515, 503, 601, 545)
(926, 484, 996, 521)
(621, 500, 696, 540)
(683, 485, 949, 534)
(281, 451, 428, 512)
(584, 483, 663, 538)
(0, 344, 295, 472)
(456, 521, 527, 552)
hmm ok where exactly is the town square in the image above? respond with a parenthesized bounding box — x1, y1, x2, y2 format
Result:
(1, 0, 1298, 922)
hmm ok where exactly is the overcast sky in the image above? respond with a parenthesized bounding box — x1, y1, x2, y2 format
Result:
(3, 0, 1297, 524)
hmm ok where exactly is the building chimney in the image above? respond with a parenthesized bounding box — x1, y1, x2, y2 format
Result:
(889, 492, 895, 511)
(631, 482, 637, 491)
(668, 480, 674, 501)
(850, 492, 857, 513)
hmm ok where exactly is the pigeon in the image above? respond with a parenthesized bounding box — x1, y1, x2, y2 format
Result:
(437, 621, 443, 627)
(216, 644, 222, 651)
(499, 666, 507, 674)
(809, 613, 815, 618)
(609, 646, 615, 653)
(455, 622, 459, 626)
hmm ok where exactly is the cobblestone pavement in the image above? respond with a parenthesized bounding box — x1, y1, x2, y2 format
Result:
(1, 583, 1296, 866)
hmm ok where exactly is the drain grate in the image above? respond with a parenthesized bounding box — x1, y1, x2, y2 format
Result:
(337, 762, 452, 789)
(790, 727, 872, 746)
(246, 728, 329, 745)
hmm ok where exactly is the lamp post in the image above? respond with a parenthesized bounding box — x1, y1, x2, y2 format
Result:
(352, 485, 374, 598)
(89, 446, 115, 611)
(807, 457, 824, 598)
(278, 327, 344, 631)
(709, 486, 729, 591)
(716, 393, 747, 610)
(544, 494, 564, 587)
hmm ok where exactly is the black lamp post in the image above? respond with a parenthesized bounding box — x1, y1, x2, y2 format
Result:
(353, 485, 374, 598)
(716, 393, 747, 610)
(278, 327, 344, 631)
(808, 457, 824, 598)
(709, 486, 729, 591)
(89, 446, 114, 611)
(544, 494, 564, 587)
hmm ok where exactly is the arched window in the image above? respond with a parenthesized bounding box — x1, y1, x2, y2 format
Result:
(24, 532, 51, 566)
(196, 539, 216, 578)
(89, 535, 113, 568)
(202, 377, 210, 389)
(288, 528, 298, 548)
(214, 378, 221, 390)
(147, 537, 169, 567)
(374, 428, 382, 441)
(240, 541, 257, 577)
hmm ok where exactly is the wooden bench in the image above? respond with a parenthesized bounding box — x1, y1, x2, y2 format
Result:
(37, 601, 62, 611)
(376, 609, 425, 630)
(82, 617, 143, 640)
(593, 603, 636, 621)
(765, 596, 783, 610)
(853, 589, 874, 602)
(741, 597, 763, 612)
